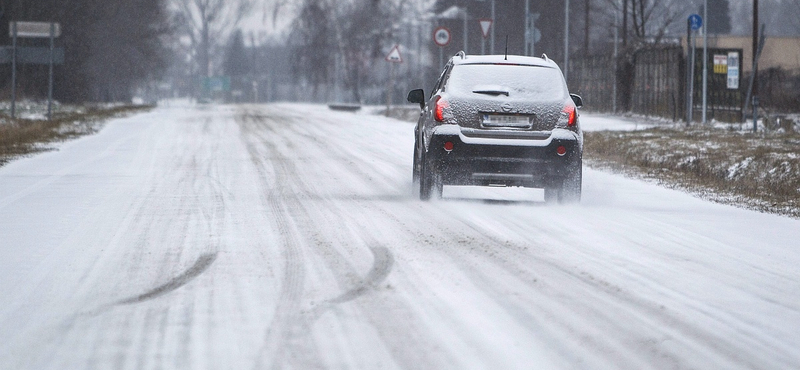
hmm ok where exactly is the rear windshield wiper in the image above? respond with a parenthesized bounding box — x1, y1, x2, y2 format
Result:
(473, 89, 509, 96)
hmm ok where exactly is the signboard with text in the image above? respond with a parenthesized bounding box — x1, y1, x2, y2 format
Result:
(692, 48, 743, 111)
(10, 22, 61, 38)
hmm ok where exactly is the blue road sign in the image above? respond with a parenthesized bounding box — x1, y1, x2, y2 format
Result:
(688, 14, 703, 31)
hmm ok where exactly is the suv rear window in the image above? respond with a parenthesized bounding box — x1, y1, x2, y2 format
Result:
(446, 64, 567, 101)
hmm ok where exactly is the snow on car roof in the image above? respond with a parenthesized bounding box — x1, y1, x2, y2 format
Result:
(452, 54, 559, 69)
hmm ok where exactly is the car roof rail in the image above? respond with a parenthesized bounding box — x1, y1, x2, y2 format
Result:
(455, 51, 466, 59)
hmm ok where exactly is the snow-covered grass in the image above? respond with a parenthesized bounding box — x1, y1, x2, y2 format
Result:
(0, 101, 153, 166)
(584, 123, 800, 218)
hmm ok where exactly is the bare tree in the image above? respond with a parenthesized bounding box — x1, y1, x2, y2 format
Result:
(629, 0, 681, 45)
(600, 0, 681, 49)
(289, 0, 415, 102)
(171, 0, 252, 77)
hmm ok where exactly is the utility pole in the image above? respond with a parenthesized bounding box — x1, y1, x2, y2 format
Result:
(11, 22, 17, 119)
(613, 0, 619, 113)
(584, 0, 590, 53)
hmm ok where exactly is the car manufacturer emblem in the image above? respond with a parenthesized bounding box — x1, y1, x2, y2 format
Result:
(501, 103, 513, 112)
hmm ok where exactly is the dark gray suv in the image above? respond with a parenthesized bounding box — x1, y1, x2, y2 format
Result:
(408, 52, 583, 203)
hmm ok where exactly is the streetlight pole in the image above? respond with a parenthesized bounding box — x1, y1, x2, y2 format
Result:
(564, 0, 570, 82)
(463, 7, 468, 54)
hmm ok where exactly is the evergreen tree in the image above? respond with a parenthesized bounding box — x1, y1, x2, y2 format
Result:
(224, 30, 250, 77)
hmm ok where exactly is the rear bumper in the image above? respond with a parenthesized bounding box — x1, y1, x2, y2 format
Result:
(425, 125, 582, 188)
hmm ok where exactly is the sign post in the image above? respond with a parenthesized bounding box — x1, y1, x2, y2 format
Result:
(686, 14, 702, 125)
(479, 19, 492, 55)
(385, 45, 402, 111)
(8, 21, 62, 120)
(702, 0, 708, 125)
(433, 27, 451, 70)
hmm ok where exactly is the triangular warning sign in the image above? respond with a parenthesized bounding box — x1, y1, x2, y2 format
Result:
(385, 45, 402, 63)
(479, 19, 493, 38)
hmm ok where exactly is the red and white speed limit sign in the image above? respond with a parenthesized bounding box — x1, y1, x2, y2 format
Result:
(433, 27, 451, 47)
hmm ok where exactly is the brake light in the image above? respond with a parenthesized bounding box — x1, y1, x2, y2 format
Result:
(434, 97, 448, 122)
(563, 104, 576, 127)
(444, 141, 454, 152)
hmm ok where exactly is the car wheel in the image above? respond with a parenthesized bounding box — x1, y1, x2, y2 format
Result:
(545, 164, 582, 204)
(419, 152, 442, 201)
(419, 151, 432, 201)
(560, 165, 582, 204)
(412, 141, 421, 197)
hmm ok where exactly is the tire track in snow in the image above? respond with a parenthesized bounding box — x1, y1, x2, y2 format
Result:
(240, 106, 461, 369)
(329, 247, 394, 304)
(238, 109, 316, 370)
(116, 253, 218, 305)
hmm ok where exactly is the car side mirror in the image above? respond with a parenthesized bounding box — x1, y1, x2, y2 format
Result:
(570, 94, 583, 109)
(407, 89, 425, 110)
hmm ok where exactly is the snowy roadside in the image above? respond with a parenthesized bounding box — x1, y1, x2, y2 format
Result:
(0, 102, 153, 166)
(373, 105, 800, 218)
(584, 122, 800, 219)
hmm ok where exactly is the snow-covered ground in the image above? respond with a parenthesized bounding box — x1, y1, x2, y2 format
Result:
(580, 112, 659, 131)
(1, 103, 799, 369)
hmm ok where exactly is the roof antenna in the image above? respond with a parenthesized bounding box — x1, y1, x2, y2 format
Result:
(504, 35, 508, 60)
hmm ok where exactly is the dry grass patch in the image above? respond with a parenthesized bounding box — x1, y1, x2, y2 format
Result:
(0, 105, 152, 166)
(585, 126, 800, 218)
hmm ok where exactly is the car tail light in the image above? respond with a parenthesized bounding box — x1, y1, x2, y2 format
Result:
(434, 96, 448, 122)
(562, 104, 576, 127)
(444, 141, 454, 152)
(556, 145, 567, 156)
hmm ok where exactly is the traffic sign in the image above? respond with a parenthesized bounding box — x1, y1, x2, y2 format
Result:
(385, 45, 402, 63)
(433, 27, 451, 47)
(526, 27, 541, 43)
(9, 22, 61, 38)
(479, 19, 493, 39)
(688, 14, 702, 31)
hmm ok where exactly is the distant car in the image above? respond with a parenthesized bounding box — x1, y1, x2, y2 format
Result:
(408, 52, 583, 203)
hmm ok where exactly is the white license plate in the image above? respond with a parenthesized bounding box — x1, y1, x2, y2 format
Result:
(482, 114, 532, 128)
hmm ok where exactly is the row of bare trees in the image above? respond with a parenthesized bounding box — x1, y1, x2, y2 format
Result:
(170, 0, 253, 79)
(287, 0, 428, 103)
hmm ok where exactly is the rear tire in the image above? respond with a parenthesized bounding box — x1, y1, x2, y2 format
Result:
(560, 166, 582, 204)
(419, 152, 442, 201)
(412, 141, 421, 197)
(544, 164, 582, 204)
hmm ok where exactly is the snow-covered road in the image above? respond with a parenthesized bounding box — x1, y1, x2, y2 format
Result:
(1, 104, 799, 369)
